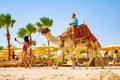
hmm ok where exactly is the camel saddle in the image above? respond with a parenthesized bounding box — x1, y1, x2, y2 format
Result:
(59, 24, 97, 43)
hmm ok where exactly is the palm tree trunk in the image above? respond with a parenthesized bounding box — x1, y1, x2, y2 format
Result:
(30, 36, 32, 64)
(47, 40, 50, 59)
(6, 28, 11, 61)
(62, 52, 65, 62)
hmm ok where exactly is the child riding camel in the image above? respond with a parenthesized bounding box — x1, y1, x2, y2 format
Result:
(59, 13, 78, 47)
(69, 13, 78, 26)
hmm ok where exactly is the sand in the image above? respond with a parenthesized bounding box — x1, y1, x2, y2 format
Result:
(0, 67, 120, 80)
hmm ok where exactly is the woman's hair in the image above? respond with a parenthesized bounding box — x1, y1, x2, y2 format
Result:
(24, 36, 29, 43)
(115, 50, 118, 53)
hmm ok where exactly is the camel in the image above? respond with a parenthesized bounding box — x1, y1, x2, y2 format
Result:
(37, 23, 104, 69)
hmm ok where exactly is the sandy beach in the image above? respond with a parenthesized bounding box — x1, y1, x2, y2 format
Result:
(0, 67, 120, 80)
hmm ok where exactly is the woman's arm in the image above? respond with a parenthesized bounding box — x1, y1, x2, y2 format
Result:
(15, 38, 23, 44)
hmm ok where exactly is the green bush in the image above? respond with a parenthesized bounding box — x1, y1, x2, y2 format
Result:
(34, 60, 41, 64)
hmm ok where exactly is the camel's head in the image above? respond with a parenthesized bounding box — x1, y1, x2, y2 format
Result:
(37, 28, 51, 35)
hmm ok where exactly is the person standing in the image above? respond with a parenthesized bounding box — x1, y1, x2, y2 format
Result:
(11, 51, 16, 60)
(15, 36, 29, 68)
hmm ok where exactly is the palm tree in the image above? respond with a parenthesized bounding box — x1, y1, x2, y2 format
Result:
(17, 23, 36, 44)
(17, 23, 36, 63)
(36, 17, 53, 59)
(0, 13, 16, 61)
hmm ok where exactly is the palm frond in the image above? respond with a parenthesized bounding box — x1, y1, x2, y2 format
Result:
(40, 17, 53, 28)
(5, 14, 11, 23)
(17, 28, 27, 38)
(5, 14, 11, 28)
(26, 23, 36, 35)
(10, 19, 16, 27)
(0, 13, 15, 28)
(35, 22, 43, 28)
(0, 14, 5, 28)
(0, 20, 3, 28)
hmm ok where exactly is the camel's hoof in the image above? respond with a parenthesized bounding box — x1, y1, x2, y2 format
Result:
(86, 67, 89, 69)
(73, 67, 75, 68)
(102, 66, 104, 69)
(72, 66, 75, 69)
(54, 67, 58, 69)
(52, 66, 58, 69)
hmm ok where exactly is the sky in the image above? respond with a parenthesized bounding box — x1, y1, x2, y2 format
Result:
(0, 0, 120, 48)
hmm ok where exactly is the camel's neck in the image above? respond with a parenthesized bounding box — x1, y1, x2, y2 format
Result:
(43, 32, 61, 45)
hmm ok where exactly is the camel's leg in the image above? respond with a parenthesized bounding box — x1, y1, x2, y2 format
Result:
(87, 48, 93, 69)
(69, 49, 75, 68)
(97, 49, 104, 68)
(54, 50, 63, 69)
(75, 47, 80, 62)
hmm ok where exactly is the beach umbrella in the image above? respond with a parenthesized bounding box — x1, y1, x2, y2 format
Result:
(3, 46, 21, 50)
(16, 52, 22, 56)
(0, 50, 9, 58)
(27, 48, 38, 54)
(32, 45, 59, 59)
(0, 55, 7, 61)
(0, 51, 8, 61)
(15, 48, 38, 56)
(32, 45, 59, 50)
(100, 44, 120, 51)
(0, 50, 8, 54)
(3, 46, 21, 60)
(34, 50, 46, 54)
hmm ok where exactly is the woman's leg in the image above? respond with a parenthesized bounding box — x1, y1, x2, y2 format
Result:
(23, 51, 28, 68)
